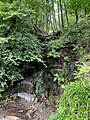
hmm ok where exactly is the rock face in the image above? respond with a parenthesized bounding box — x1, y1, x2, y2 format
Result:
(10, 72, 41, 103)
(0, 115, 21, 120)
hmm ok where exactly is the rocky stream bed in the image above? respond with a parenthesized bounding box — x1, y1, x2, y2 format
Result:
(0, 72, 59, 120)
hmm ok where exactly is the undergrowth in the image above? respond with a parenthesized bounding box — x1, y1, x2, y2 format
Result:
(49, 63, 90, 120)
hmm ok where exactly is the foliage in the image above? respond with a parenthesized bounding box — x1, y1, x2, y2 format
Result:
(47, 49, 60, 58)
(48, 113, 58, 120)
(49, 79, 90, 120)
(0, 0, 44, 93)
(46, 39, 62, 57)
(85, 55, 90, 61)
(46, 20, 90, 83)
(0, 34, 43, 91)
(54, 73, 65, 84)
(66, 0, 90, 16)
(35, 71, 44, 94)
(58, 20, 90, 55)
(49, 60, 90, 120)
(74, 63, 90, 80)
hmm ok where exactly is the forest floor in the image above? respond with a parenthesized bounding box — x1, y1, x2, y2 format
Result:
(0, 95, 57, 120)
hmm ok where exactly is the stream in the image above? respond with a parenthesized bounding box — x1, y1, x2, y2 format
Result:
(0, 71, 59, 120)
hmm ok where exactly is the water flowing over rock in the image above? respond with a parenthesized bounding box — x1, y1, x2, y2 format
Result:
(0, 71, 59, 120)
(0, 115, 21, 120)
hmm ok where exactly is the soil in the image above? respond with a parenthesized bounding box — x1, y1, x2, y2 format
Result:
(0, 95, 57, 120)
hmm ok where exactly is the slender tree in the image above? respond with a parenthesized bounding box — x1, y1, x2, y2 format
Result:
(51, 0, 57, 30)
(59, 0, 64, 27)
(45, 0, 49, 32)
(63, 0, 69, 25)
(57, 0, 61, 28)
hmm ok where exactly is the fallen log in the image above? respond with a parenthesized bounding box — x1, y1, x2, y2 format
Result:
(33, 25, 62, 40)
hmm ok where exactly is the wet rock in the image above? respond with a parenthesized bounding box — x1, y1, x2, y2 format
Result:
(18, 110, 24, 113)
(0, 115, 21, 120)
(11, 92, 38, 103)
(12, 79, 34, 94)
(2, 70, 58, 120)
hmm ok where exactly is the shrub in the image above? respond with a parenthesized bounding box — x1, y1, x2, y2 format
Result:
(0, 0, 44, 94)
(49, 79, 90, 120)
(0, 29, 43, 91)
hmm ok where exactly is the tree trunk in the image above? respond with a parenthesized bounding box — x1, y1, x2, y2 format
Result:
(46, 0, 49, 32)
(75, 10, 78, 23)
(50, 12, 54, 33)
(57, 0, 61, 28)
(59, 0, 64, 28)
(64, 0, 69, 26)
(75, 9, 82, 23)
(51, 0, 57, 30)
(40, 13, 45, 30)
